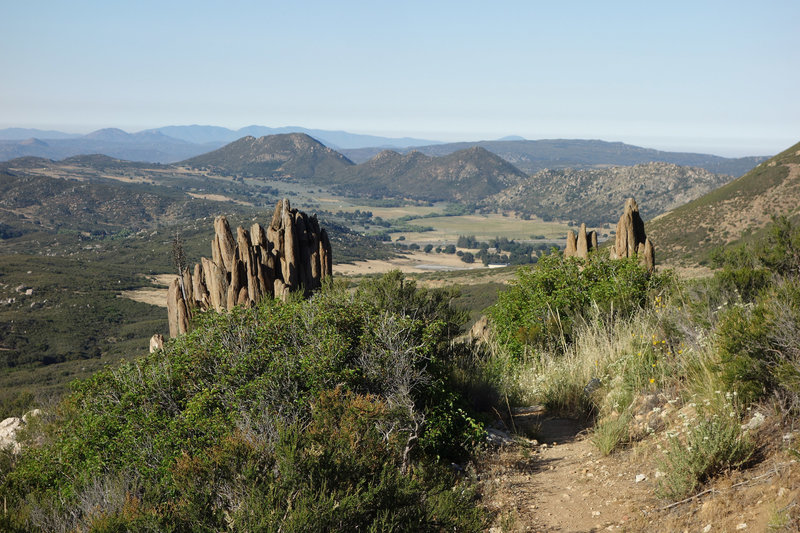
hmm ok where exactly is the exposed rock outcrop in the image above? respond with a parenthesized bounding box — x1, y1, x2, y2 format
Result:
(565, 230, 577, 256)
(1, 409, 41, 454)
(611, 198, 655, 273)
(563, 197, 655, 273)
(166, 198, 332, 337)
(564, 224, 597, 259)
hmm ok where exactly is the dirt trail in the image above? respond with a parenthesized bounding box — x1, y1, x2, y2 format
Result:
(478, 411, 658, 532)
(477, 410, 800, 532)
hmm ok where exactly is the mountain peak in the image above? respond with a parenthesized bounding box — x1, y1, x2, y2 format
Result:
(181, 133, 353, 177)
(84, 128, 131, 141)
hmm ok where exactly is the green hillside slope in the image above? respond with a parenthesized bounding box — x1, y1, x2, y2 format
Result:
(647, 141, 800, 264)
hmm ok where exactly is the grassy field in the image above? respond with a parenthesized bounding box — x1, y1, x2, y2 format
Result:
(394, 213, 581, 243)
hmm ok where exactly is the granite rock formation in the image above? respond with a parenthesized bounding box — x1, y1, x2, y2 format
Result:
(564, 223, 597, 259)
(563, 197, 655, 273)
(166, 198, 332, 337)
(611, 197, 655, 273)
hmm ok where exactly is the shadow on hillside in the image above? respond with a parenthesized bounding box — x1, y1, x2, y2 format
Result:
(497, 406, 591, 444)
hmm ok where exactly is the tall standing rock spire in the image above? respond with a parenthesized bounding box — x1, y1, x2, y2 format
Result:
(166, 198, 333, 337)
(562, 197, 655, 273)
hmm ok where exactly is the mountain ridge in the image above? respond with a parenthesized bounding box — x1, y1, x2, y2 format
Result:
(487, 161, 735, 225)
(341, 139, 766, 177)
(330, 145, 529, 203)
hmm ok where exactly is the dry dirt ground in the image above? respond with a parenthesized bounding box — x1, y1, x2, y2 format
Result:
(118, 274, 174, 308)
(334, 250, 486, 275)
(478, 410, 800, 532)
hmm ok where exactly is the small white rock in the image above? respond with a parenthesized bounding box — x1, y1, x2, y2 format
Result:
(702, 525, 712, 533)
(742, 412, 765, 431)
(736, 523, 747, 530)
(635, 474, 647, 483)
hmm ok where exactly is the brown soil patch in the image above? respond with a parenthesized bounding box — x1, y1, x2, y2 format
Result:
(187, 192, 253, 205)
(118, 274, 174, 308)
(334, 251, 484, 276)
(479, 412, 800, 532)
(480, 414, 656, 532)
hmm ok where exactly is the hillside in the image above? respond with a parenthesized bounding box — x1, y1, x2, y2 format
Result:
(180, 133, 354, 178)
(0, 168, 222, 235)
(331, 146, 528, 203)
(488, 162, 734, 225)
(647, 140, 800, 264)
(341, 139, 766, 177)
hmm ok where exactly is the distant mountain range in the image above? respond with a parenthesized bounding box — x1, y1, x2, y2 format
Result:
(0, 125, 778, 227)
(0, 126, 768, 179)
(341, 139, 766, 177)
(0, 128, 218, 163)
(147, 125, 440, 150)
(181, 133, 744, 219)
(0, 125, 440, 163)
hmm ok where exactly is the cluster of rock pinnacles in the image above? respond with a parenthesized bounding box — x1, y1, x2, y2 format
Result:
(165, 198, 332, 338)
(564, 197, 655, 272)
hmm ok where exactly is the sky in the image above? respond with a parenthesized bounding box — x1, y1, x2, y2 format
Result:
(1, 1, 798, 157)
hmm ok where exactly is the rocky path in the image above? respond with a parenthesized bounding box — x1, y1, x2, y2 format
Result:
(477, 410, 658, 532)
(476, 409, 800, 532)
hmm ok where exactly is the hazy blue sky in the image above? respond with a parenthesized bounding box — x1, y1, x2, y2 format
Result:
(1, 1, 797, 156)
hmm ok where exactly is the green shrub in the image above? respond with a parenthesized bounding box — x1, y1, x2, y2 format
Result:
(657, 405, 754, 500)
(592, 413, 632, 455)
(714, 305, 771, 404)
(488, 253, 668, 360)
(1, 274, 485, 531)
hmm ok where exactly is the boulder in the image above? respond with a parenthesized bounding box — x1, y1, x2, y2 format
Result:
(0, 417, 22, 452)
(149, 334, 165, 353)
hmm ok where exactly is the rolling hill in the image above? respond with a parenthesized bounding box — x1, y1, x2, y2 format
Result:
(331, 146, 529, 203)
(180, 133, 355, 178)
(0, 167, 222, 236)
(647, 140, 800, 264)
(488, 162, 734, 225)
(341, 139, 766, 177)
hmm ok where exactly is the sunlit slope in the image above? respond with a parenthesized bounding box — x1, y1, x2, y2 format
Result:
(647, 141, 800, 264)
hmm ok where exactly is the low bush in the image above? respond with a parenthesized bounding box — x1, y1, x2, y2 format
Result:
(1, 274, 486, 532)
(657, 401, 754, 500)
(488, 252, 669, 361)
